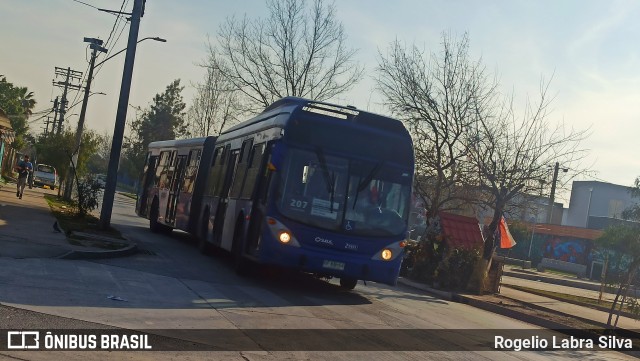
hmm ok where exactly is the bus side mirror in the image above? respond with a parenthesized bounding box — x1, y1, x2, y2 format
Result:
(302, 165, 309, 184)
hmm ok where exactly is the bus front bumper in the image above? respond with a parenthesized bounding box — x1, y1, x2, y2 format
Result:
(259, 242, 401, 286)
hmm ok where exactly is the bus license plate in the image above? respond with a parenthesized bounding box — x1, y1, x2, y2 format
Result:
(322, 260, 345, 271)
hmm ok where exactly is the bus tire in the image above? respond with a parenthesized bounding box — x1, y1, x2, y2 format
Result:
(198, 209, 211, 254)
(149, 199, 161, 233)
(160, 224, 173, 235)
(339, 277, 358, 290)
(232, 219, 251, 276)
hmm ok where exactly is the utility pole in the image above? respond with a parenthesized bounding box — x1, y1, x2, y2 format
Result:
(63, 38, 107, 201)
(51, 97, 59, 135)
(53, 67, 82, 135)
(99, 0, 144, 229)
(43, 117, 53, 137)
(546, 162, 568, 224)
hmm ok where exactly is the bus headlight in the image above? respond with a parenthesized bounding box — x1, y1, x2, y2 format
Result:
(267, 217, 300, 247)
(279, 231, 291, 244)
(372, 241, 404, 261)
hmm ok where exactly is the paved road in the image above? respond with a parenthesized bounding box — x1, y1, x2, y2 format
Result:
(0, 191, 636, 360)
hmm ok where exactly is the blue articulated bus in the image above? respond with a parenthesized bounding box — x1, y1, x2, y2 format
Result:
(136, 136, 217, 235)
(198, 97, 415, 289)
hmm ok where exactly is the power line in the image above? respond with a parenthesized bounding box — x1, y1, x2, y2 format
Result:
(94, 1, 129, 78)
(103, 0, 129, 49)
(70, 0, 99, 9)
(67, 1, 127, 110)
(70, 0, 118, 16)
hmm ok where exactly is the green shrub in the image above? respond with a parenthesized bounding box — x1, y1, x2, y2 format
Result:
(75, 177, 102, 217)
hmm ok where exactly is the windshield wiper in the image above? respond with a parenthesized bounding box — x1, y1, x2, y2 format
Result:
(352, 161, 383, 210)
(315, 147, 336, 213)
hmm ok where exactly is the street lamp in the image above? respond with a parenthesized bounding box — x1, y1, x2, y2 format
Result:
(95, 37, 166, 68)
(527, 216, 536, 263)
(586, 187, 594, 228)
(66, 34, 165, 201)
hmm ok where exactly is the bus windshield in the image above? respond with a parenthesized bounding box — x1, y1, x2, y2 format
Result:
(277, 148, 412, 237)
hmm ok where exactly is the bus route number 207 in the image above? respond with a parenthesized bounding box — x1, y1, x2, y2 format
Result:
(290, 198, 308, 211)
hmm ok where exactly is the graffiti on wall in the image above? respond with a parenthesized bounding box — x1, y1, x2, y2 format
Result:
(543, 237, 589, 264)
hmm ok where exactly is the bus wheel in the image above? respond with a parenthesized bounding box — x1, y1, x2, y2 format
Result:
(232, 221, 252, 276)
(198, 210, 211, 254)
(339, 278, 358, 290)
(149, 200, 161, 233)
(160, 224, 173, 235)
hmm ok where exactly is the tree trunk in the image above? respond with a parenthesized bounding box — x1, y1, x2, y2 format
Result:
(608, 263, 639, 329)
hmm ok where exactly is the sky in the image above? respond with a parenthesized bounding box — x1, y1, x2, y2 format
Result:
(2, 0, 640, 205)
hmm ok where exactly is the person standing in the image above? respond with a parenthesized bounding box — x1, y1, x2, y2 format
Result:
(14, 155, 33, 199)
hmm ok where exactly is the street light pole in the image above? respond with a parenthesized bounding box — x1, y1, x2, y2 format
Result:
(94, 37, 166, 68)
(546, 162, 568, 224)
(63, 38, 107, 200)
(586, 187, 594, 228)
(527, 216, 536, 262)
(99, 0, 144, 229)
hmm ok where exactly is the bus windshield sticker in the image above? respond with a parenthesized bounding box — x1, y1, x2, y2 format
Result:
(310, 198, 340, 219)
(345, 220, 354, 231)
(289, 198, 308, 212)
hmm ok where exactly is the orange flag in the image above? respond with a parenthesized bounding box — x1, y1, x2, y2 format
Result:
(499, 216, 517, 249)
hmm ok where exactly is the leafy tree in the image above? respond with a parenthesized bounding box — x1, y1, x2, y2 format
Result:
(131, 79, 187, 145)
(35, 129, 100, 190)
(205, 0, 363, 113)
(596, 178, 640, 330)
(124, 80, 188, 183)
(85, 131, 111, 174)
(0, 75, 36, 150)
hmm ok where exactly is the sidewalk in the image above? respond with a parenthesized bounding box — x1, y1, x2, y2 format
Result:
(0, 181, 135, 259)
(398, 268, 640, 341)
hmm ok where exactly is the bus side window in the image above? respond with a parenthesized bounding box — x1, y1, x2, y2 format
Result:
(240, 143, 265, 199)
(181, 149, 201, 193)
(257, 143, 275, 205)
(229, 139, 253, 199)
(159, 151, 176, 189)
(207, 146, 226, 196)
(155, 151, 169, 188)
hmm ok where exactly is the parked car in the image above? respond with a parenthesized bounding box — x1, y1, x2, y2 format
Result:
(95, 174, 107, 189)
(33, 164, 58, 190)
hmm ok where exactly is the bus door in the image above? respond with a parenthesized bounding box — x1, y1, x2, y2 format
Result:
(166, 155, 186, 225)
(213, 149, 239, 247)
(137, 153, 157, 216)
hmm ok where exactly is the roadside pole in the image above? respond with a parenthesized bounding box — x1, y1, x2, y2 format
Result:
(63, 38, 107, 201)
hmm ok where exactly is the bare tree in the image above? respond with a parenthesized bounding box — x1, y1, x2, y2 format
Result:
(466, 77, 589, 292)
(187, 64, 240, 137)
(377, 32, 589, 292)
(376, 33, 496, 236)
(206, 0, 363, 112)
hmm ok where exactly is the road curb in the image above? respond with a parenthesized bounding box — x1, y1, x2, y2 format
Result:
(398, 277, 581, 329)
(397, 277, 453, 300)
(503, 269, 616, 293)
(57, 242, 138, 260)
(398, 277, 640, 351)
